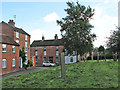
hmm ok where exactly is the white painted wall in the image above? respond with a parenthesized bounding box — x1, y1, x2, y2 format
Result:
(65, 56, 77, 64)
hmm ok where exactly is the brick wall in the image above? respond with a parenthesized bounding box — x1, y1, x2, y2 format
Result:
(31, 45, 64, 66)
(1, 44, 19, 74)
(14, 32, 30, 61)
(0, 22, 14, 38)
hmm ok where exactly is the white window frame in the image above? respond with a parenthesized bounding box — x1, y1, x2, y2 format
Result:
(44, 50, 46, 56)
(12, 46, 15, 53)
(56, 50, 59, 56)
(25, 54, 27, 64)
(12, 58, 15, 67)
(2, 44, 7, 53)
(2, 59, 6, 68)
(25, 42, 27, 52)
(56, 57, 59, 63)
(44, 57, 46, 62)
(25, 35, 27, 40)
(16, 32, 19, 38)
(35, 51, 37, 56)
(16, 40, 19, 44)
(56, 46, 58, 49)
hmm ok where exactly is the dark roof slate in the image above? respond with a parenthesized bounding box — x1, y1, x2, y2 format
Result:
(30, 39, 63, 47)
(0, 35, 19, 46)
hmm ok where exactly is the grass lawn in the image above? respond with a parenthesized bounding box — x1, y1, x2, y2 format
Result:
(1, 60, 118, 88)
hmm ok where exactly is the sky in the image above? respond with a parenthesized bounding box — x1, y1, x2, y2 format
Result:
(1, 0, 119, 48)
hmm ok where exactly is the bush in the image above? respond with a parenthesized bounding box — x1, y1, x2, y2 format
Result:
(27, 60, 33, 67)
(23, 63, 28, 70)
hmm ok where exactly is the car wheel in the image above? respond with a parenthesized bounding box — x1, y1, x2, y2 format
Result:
(43, 65, 45, 67)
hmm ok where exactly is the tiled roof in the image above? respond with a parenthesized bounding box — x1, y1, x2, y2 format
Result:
(0, 35, 19, 46)
(30, 39, 63, 47)
(1, 21, 30, 36)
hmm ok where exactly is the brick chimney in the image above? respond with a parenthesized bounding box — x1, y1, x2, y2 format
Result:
(8, 20, 15, 26)
(42, 35, 45, 41)
(54, 34, 58, 40)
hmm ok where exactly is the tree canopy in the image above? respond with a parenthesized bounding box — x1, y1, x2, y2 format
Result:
(57, 1, 96, 56)
(107, 27, 120, 53)
(98, 45, 105, 53)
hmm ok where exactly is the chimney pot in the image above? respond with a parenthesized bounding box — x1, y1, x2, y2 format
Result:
(42, 35, 45, 41)
(54, 34, 58, 40)
(8, 19, 15, 26)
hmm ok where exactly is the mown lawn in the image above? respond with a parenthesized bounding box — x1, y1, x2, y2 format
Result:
(1, 60, 118, 88)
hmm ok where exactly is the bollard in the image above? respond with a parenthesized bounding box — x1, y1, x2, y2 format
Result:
(60, 52, 66, 78)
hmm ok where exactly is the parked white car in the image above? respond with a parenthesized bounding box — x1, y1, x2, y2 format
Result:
(42, 61, 56, 67)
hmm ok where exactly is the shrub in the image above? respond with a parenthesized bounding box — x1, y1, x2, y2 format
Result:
(23, 63, 28, 70)
(27, 60, 33, 67)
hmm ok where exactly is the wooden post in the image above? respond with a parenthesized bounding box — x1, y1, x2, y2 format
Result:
(60, 52, 66, 78)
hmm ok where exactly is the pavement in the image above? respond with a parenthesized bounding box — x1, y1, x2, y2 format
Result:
(1, 67, 50, 79)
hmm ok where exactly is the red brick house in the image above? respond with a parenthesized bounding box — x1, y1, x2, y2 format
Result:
(30, 34, 77, 66)
(0, 35, 19, 74)
(0, 20, 31, 74)
(30, 34, 64, 66)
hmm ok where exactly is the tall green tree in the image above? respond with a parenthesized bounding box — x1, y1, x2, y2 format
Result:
(107, 27, 120, 61)
(19, 47, 26, 66)
(57, 1, 96, 59)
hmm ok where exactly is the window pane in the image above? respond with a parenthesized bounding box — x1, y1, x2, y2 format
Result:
(44, 57, 46, 62)
(25, 42, 27, 52)
(2, 44, 6, 52)
(16, 40, 19, 44)
(25, 35, 27, 40)
(56, 50, 59, 56)
(35, 51, 37, 56)
(16, 32, 19, 38)
(56, 57, 59, 63)
(12, 59, 15, 67)
(44, 51, 46, 56)
(12, 46, 15, 53)
(2, 59, 6, 68)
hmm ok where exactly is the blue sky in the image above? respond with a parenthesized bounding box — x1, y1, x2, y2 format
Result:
(1, 0, 119, 48)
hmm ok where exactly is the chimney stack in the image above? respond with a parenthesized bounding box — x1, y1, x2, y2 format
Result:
(54, 34, 58, 40)
(8, 20, 15, 26)
(42, 35, 45, 41)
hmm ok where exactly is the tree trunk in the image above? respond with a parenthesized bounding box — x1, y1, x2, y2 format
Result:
(97, 52, 99, 63)
(104, 53, 106, 62)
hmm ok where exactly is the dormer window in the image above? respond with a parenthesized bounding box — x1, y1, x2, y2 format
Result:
(16, 32, 19, 38)
(25, 35, 27, 40)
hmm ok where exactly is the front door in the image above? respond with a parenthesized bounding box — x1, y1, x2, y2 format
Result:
(49, 57, 53, 63)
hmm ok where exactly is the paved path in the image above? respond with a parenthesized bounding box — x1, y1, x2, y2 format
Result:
(1, 67, 50, 79)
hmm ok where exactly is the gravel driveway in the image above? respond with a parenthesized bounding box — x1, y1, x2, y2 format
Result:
(1, 67, 50, 79)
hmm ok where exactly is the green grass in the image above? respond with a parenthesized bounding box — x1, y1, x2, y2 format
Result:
(2, 60, 118, 88)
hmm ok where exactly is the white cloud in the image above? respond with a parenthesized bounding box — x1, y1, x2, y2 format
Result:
(29, 29, 47, 43)
(30, 28, 62, 44)
(90, 6, 117, 48)
(43, 12, 59, 22)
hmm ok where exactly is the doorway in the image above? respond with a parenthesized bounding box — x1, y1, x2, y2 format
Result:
(49, 56, 53, 63)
